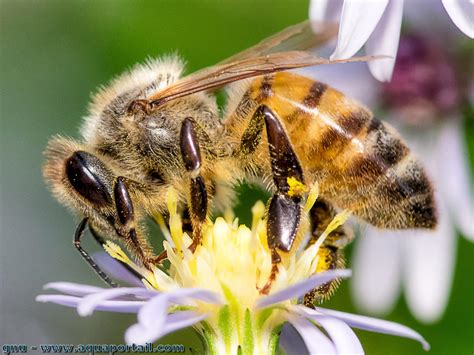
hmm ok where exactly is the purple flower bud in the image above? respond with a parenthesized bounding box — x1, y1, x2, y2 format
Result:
(382, 33, 462, 125)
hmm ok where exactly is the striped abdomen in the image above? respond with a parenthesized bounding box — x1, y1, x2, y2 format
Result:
(231, 72, 436, 229)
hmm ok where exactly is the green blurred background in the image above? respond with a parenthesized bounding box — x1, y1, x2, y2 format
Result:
(1, 1, 473, 354)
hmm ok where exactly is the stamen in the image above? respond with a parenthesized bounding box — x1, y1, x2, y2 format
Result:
(104, 241, 156, 288)
(167, 188, 183, 254)
(152, 212, 174, 246)
(251, 201, 266, 234)
(104, 241, 132, 265)
(304, 183, 319, 213)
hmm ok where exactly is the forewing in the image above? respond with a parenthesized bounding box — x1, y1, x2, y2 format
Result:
(144, 21, 382, 107)
(219, 20, 337, 63)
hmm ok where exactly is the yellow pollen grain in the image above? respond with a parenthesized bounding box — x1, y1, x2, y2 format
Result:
(287, 177, 307, 197)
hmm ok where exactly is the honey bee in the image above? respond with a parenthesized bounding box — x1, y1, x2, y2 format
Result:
(43, 21, 436, 304)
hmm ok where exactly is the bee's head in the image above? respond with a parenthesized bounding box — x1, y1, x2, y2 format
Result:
(79, 55, 219, 180)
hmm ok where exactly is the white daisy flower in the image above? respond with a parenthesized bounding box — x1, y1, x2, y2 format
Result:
(37, 187, 429, 354)
(351, 31, 473, 323)
(310, 0, 474, 81)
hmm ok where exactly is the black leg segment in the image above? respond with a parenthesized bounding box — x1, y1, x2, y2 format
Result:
(73, 218, 119, 288)
(180, 117, 208, 251)
(240, 105, 305, 294)
(267, 193, 302, 252)
(114, 176, 134, 225)
(180, 118, 202, 173)
(262, 106, 304, 193)
(112, 176, 154, 266)
(190, 175, 208, 223)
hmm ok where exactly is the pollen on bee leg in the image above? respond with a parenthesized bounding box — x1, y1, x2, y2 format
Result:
(287, 177, 307, 198)
(303, 209, 351, 275)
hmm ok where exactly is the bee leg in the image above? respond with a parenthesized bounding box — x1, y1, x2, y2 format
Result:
(113, 176, 157, 268)
(254, 105, 305, 294)
(65, 151, 156, 273)
(74, 218, 119, 288)
(303, 200, 354, 307)
(180, 117, 208, 252)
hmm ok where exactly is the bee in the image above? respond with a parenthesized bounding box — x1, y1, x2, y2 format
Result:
(43, 21, 436, 303)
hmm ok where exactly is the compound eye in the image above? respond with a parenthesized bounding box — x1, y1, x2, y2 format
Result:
(66, 151, 112, 207)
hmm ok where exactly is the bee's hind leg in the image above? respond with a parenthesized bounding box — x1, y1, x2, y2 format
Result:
(303, 200, 354, 307)
(240, 105, 305, 294)
(180, 117, 208, 252)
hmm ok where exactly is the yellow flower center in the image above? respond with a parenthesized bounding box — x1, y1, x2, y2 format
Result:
(105, 184, 349, 354)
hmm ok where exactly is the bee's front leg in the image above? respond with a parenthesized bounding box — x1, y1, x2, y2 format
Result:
(180, 117, 208, 252)
(73, 218, 119, 288)
(65, 151, 156, 274)
(112, 176, 157, 268)
(240, 105, 305, 294)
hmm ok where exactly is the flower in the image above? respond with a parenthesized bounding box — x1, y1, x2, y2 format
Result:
(309, 0, 474, 81)
(351, 32, 474, 323)
(37, 186, 429, 354)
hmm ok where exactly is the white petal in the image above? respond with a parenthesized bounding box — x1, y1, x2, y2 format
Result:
(43, 282, 105, 296)
(309, 0, 344, 23)
(403, 199, 457, 323)
(442, 0, 474, 38)
(279, 323, 310, 355)
(256, 269, 352, 309)
(168, 288, 224, 306)
(291, 306, 363, 354)
(331, 0, 389, 60)
(436, 119, 474, 240)
(77, 287, 155, 316)
(125, 311, 206, 345)
(137, 293, 169, 328)
(287, 314, 336, 355)
(138, 288, 221, 328)
(36, 295, 144, 313)
(365, 0, 404, 81)
(351, 228, 402, 315)
(315, 307, 430, 350)
(313, 316, 363, 354)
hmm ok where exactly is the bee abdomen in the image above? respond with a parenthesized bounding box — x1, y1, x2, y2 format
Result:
(349, 120, 437, 229)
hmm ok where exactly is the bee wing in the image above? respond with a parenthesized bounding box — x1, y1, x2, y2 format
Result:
(145, 21, 383, 107)
(219, 20, 337, 63)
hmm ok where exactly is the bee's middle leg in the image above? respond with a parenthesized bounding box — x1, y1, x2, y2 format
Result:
(239, 105, 305, 294)
(180, 117, 208, 252)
